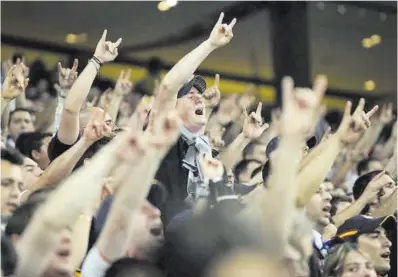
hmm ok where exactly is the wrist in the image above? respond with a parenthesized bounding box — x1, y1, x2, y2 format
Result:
(79, 137, 95, 148)
(1, 96, 11, 103)
(92, 55, 104, 65)
(203, 39, 218, 52)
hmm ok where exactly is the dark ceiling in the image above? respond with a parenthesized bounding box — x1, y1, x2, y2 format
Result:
(1, 1, 397, 97)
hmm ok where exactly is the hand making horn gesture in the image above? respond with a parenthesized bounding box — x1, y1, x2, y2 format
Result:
(203, 74, 221, 108)
(243, 102, 269, 139)
(208, 12, 237, 48)
(114, 69, 133, 97)
(94, 29, 123, 63)
(57, 59, 79, 90)
(83, 107, 113, 143)
(337, 98, 379, 145)
(2, 59, 29, 101)
(280, 75, 327, 137)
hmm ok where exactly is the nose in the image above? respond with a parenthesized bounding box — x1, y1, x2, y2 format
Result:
(323, 191, 332, 201)
(361, 267, 375, 277)
(381, 234, 392, 248)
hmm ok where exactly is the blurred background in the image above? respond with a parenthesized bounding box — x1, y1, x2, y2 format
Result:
(1, 1, 397, 110)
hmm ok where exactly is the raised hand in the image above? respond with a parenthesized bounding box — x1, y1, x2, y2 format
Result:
(57, 59, 78, 89)
(203, 74, 221, 108)
(198, 152, 225, 181)
(82, 107, 112, 143)
(337, 98, 379, 145)
(238, 85, 256, 111)
(280, 75, 327, 136)
(242, 102, 269, 139)
(147, 111, 181, 149)
(216, 94, 240, 124)
(361, 171, 388, 204)
(208, 12, 237, 48)
(98, 88, 114, 109)
(2, 60, 29, 101)
(114, 69, 133, 97)
(379, 103, 394, 124)
(94, 29, 122, 63)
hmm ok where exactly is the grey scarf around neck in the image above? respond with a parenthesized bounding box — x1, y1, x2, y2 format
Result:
(180, 126, 212, 203)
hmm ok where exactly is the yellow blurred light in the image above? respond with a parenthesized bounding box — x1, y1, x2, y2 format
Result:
(364, 80, 376, 91)
(166, 0, 178, 7)
(370, 34, 381, 45)
(65, 34, 77, 44)
(362, 38, 373, 48)
(158, 1, 170, 11)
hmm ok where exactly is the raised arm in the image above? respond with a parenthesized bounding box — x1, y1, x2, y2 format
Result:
(153, 13, 236, 115)
(58, 30, 122, 145)
(82, 111, 181, 276)
(219, 103, 269, 170)
(295, 98, 379, 207)
(32, 108, 112, 191)
(1, 61, 29, 114)
(107, 69, 133, 121)
(15, 116, 125, 277)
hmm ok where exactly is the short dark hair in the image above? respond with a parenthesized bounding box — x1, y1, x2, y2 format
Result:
(73, 136, 113, 171)
(5, 198, 44, 237)
(353, 170, 383, 200)
(233, 159, 260, 182)
(15, 132, 52, 160)
(1, 147, 24, 165)
(104, 258, 164, 277)
(242, 140, 262, 159)
(8, 108, 34, 126)
(1, 234, 18, 276)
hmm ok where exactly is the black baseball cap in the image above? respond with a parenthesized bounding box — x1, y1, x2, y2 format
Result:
(177, 75, 207, 98)
(336, 215, 397, 240)
(265, 136, 317, 159)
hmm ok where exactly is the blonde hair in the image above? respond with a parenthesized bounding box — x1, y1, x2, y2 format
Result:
(323, 242, 371, 277)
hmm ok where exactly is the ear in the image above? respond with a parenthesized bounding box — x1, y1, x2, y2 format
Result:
(31, 149, 40, 161)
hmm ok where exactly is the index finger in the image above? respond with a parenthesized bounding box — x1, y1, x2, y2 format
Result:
(229, 18, 237, 28)
(57, 62, 63, 73)
(282, 76, 294, 107)
(256, 102, 262, 115)
(214, 74, 220, 87)
(124, 69, 132, 80)
(71, 59, 79, 72)
(101, 29, 107, 42)
(366, 105, 379, 118)
(217, 12, 224, 25)
(312, 74, 328, 101)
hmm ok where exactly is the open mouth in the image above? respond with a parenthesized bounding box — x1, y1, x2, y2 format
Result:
(150, 227, 163, 236)
(195, 107, 204, 116)
(322, 205, 331, 212)
(7, 202, 18, 210)
(381, 251, 390, 259)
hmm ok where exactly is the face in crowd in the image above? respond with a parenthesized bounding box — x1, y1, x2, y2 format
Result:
(8, 110, 35, 141)
(324, 243, 377, 277)
(176, 87, 206, 132)
(357, 226, 392, 276)
(1, 158, 24, 217)
(305, 182, 333, 229)
(33, 135, 52, 170)
(21, 157, 43, 191)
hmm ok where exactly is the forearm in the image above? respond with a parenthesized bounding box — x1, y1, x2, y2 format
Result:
(298, 136, 330, 172)
(330, 157, 355, 186)
(296, 135, 343, 207)
(263, 135, 302, 257)
(97, 150, 165, 261)
(355, 123, 384, 155)
(15, 92, 27, 108)
(154, 40, 215, 112)
(378, 137, 396, 160)
(34, 97, 58, 133)
(1, 97, 10, 115)
(64, 62, 97, 114)
(107, 95, 123, 122)
(70, 213, 93, 269)
(54, 94, 67, 132)
(219, 133, 250, 171)
(333, 197, 368, 227)
(33, 137, 93, 191)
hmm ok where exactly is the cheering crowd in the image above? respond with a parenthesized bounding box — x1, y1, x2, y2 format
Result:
(1, 12, 397, 277)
